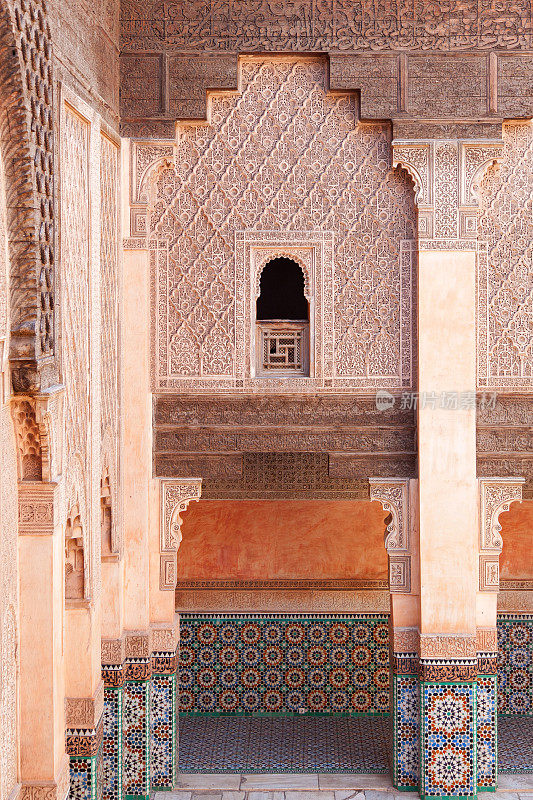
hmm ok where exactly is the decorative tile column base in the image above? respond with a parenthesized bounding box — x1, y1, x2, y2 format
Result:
(67, 717, 104, 800)
(420, 663, 477, 800)
(477, 660, 497, 792)
(102, 640, 126, 800)
(150, 653, 177, 790)
(123, 659, 151, 800)
(392, 653, 420, 791)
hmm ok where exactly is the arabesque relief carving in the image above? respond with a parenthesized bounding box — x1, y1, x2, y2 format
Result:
(478, 477, 523, 592)
(146, 57, 416, 393)
(392, 139, 503, 240)
(477, 122, 533, 390)
(369, 478, 411, 593)
(159, 479, 202, 590)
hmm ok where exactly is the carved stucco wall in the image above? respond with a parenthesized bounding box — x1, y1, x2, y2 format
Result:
(0, 153, 20, 800)
(61, 101, 92, 593)
(148, 56, 417, 393)
(60, 92, 122, 599)
(100, 134, 121, 554)
(477, 121, 533, 390)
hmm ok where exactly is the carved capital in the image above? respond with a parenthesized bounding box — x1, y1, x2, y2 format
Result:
(65, 681, 104, 729)
(160, 478, 201, 590)
(393, 138, 503, 240)
(151, 619, 179, 654)
(420, 634, 477, 659)
(125, 630, 151, 659)
(101, 636, 125, 666)
(18, 482, 57, 536)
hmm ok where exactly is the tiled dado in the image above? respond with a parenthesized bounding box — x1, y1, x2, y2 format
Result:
(123, 665, 151, 800)
(67, 718, 104, 800)
(497, 614, 533, 716)
(420, 681, 477, 799)
(151, 652, 178, 791)
(179, 613, 390, 715)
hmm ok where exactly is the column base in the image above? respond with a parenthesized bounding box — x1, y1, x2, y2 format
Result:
(392, 664, 420, 791)
(123, 659, 151, 800)
(420, 677, 477, 799)
(67, 718, 104, 800)
(150, 653, 177, 791)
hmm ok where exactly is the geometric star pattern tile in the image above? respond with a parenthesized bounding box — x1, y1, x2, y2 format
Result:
(103, 688, 122, 800)
(393, 674, 419, 788)
(420, 682, 476, 797)
(123, 680, 150, 798)
(179, 614, 390, 715)
(497, 615, 533, 716)
(477, 674, 497, 789)
(151, 674, 176, 789)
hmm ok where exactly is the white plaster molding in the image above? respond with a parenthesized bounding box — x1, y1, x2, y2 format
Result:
(159, 478, 202, 590)
(369, 478, 410, 593)
(478, 477, 524, 592)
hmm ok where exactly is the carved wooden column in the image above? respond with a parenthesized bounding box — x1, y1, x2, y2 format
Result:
(14, 391, 71, 800)
(370, 478, 420, 790)
(149, 479, 201, 790)
(392, 136, 505, 799)
(476, 478, 523, 790)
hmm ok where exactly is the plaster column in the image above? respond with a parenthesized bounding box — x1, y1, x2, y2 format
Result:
(14, 390, 69, 800)
(393, 137, 504, 798)
(370, 478, 420, 790)
(122, 237, 153, 800)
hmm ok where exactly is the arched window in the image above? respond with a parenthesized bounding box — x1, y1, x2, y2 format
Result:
(255, 258, 310, 376)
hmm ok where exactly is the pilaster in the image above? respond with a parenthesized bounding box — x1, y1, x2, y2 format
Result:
(123, 632, 151, 800)
(392, 134, 505, 799)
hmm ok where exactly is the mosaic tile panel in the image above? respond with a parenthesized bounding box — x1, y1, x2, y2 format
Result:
(178, 714, 390, 773)
(420, 682, 476, 798)
(179, 614, 390, 715)
(393, 674, 419, 789)
(477, 674, 497, 790)
(69, 749, 103, 800)
(150, 674, 176, 789)
(103, 688, 122, 800)
(123, 681, 150, 800)
(497, 615, 533, 716)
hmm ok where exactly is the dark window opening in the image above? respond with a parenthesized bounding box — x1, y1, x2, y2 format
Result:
(256, 258, 308, 321)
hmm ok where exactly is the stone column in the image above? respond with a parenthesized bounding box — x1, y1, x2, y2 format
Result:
(370, 478, 420, 790)
(393, 136, 504, 798)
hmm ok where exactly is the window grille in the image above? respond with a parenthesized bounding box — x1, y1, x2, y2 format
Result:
(256, 321, 309, 376)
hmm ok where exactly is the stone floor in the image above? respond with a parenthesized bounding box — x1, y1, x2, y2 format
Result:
(178, 715, 533, 774)
(155, 772, 533, 800)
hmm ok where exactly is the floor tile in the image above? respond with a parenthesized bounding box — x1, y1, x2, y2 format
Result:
(499, 776, 533, 791)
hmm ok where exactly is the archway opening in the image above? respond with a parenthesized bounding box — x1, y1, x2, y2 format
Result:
(256, 257, 308, 321)
(256, 258, 310, 377)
